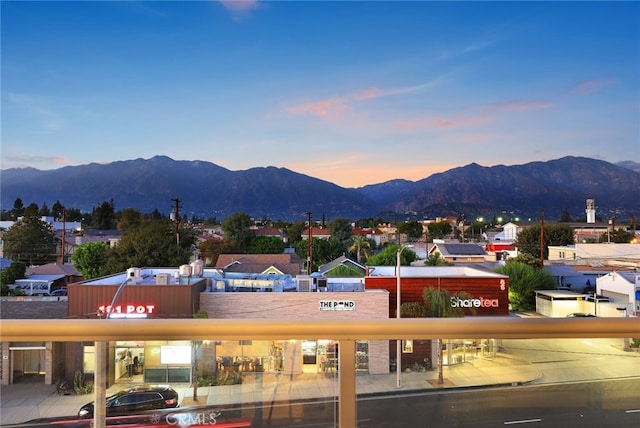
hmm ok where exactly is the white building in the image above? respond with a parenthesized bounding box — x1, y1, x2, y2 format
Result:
(596, 271, 640, 317)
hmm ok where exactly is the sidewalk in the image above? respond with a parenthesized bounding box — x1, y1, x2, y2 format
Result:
(1, 353, 542, 425)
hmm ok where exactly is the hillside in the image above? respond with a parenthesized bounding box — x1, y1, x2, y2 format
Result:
(2, 156, 638, 221)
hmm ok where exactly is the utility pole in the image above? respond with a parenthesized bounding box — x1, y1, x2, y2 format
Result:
(171, 198, 182, 246)
(306, 212, 313, 275)
(60, 208, 66, 264)
(539, 210, 545, 268)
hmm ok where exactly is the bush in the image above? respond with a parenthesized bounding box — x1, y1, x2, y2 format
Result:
(73, 370, 94, 394)
(196, 370, 243, 386)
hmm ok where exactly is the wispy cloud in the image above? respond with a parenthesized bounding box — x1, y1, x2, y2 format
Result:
(565, 78, 616, 95)
(286, 97, 348, 119)
(394, 113, 494, 132)
(286, 81, 440, 120)
(482, 100, 554, 111)
(8, 93, 66, 131)
(4, 154, 69, 168)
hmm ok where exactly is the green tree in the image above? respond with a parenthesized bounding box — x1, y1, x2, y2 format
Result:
(295, 237, 345, 271)
(366, 244, 417, 266)
(349, 235, 371, 264)
(72, 242, 109, 279)
(285, 221, 306, 247)
(558, 210, 572, 222)
(24, 202, 39, 217)
(427, 221, 452, 240)
(52, 200, 65, 220)
(12, 198, 25, 219)
(398, 221, 423, 241)
(92, 199, 116, 230)
(515, 223, 575, 261)
(467, 220, 489, 241)
(2, 216, 57, 265)
(221, 212, 253, 252)
(39, 202, 51, 217)
(424, 252, 453, 266)
(103, 220, 195, 274)
(118, 208, 143, 231)
(247, 236, 286, 254)
(0, 261, 27, 296)
(328, 217, 353, 246)
(598, 228, 634, 243)
(495, 261, 555, 311)
(400, 287, 474, 384)
(198, 239, 235, 266)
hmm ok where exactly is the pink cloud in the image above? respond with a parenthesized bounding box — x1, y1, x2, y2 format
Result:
(566, 79, 616, 95)
(218, 0, 260, 13)
(394, 113, 494, 132)
(286, 98, 348, 119)
(353, 87, 383, 100)
(285, 82, 435, 121)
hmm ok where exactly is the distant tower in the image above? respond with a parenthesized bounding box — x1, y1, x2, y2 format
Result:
(586, 198, 595, 224)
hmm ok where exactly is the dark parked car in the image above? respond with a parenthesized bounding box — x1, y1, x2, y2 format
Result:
(566, 313, 596, 317)
(78, 385, 180, 418)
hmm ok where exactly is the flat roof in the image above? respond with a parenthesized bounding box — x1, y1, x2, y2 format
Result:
(535, 290, 588, 298)
(367, 265, 508, 278)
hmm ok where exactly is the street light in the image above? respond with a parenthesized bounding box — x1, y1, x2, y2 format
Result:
(396, 246, 404, 389)
(94, 275, 131, 428)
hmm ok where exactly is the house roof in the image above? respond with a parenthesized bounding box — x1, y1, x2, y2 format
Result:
(26, 262, 81, 276)
(353, 228, 383, 236)
(215, 254, 304, 276)
(432, 243, 487, 256)
(252, 227, 284, 238)
(18, 275, 66, 282)
(574, 243, 639, 260)
(545, 264, 580, 277)
(318, 255, 366, 275)
(301, 227, 331, 238)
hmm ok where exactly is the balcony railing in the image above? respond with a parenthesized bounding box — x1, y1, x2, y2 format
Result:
(2, 317, 639, 428)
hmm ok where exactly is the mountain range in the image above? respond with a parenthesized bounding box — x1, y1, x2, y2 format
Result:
(1, 156, 639, 222)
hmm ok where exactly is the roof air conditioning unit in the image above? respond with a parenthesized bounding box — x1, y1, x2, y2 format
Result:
(156, 273, 171, 285)
(297, 276, 312, 292)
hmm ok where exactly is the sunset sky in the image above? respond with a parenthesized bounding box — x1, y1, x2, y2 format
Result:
(2, 1, 638, 188)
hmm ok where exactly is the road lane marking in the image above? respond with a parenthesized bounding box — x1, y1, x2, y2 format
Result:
(504, 419, 542, 425)
(626, 409, 640, 413)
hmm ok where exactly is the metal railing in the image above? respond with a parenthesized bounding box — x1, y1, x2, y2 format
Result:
(2, 317, 639, 428)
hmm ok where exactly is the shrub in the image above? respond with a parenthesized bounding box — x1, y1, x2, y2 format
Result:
(73, 370, 94, 394)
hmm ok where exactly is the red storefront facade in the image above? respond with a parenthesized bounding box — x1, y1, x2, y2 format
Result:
(364, 266, 510, 370)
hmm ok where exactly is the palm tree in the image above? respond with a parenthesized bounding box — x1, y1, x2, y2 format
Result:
(400, 287, 475, 384)
(349, 235, 371, 264)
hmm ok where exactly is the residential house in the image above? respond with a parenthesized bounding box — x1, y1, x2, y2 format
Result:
(301, 227, 332, 240)
(597, 271, 640, 317)
(215, 253, 305, 276)
(318, 255, 366, 277)
(429, 243, 488, 263)
(352, 227, 384, 247)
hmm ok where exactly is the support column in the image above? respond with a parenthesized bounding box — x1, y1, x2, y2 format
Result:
(94, 341, 107, 428)
(338, 339, 356, 428)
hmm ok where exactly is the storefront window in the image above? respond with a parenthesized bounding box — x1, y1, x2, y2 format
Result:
(83, 345, 95, 373)
(356, 341, 369, 371)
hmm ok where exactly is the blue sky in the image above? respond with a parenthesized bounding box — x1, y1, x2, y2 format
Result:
(2, 1, 639, 187)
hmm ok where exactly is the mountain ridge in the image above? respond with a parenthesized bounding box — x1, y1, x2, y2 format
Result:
(1, 155, 638, 221)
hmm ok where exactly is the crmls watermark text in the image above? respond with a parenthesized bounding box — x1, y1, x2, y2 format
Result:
(450, 296, 499, 308)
